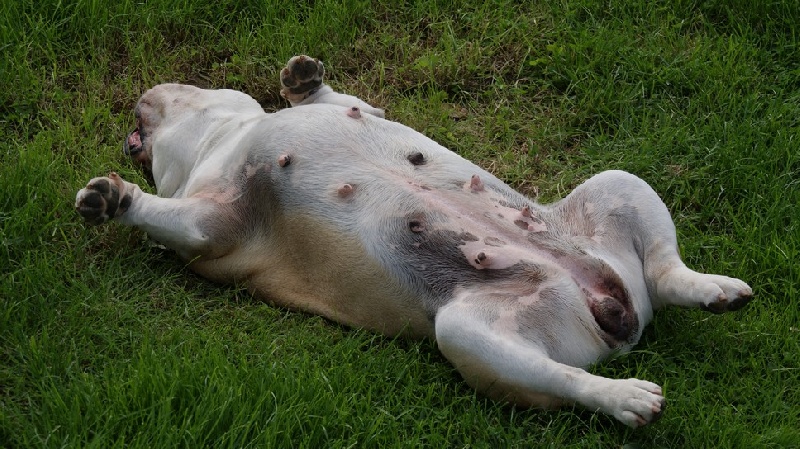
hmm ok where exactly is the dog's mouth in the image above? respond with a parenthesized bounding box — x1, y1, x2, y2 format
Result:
(122, 119, 144, 158)
(122, 117, 151, 166)
(122, 116, 154, 184)
(124, 126, 143, 155)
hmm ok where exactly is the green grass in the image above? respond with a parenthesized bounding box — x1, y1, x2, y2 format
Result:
(2, 0, 799, 447)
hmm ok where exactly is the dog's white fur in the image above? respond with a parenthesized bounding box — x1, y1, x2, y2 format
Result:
(76, 56, 752, 427)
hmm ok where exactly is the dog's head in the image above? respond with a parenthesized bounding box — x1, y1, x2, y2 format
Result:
(123, 84, 263, 181)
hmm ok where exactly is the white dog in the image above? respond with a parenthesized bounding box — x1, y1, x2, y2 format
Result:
(76, 55, 753, 427)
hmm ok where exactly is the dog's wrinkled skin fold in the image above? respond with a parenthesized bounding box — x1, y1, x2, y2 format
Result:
(76, 55, 753, 427)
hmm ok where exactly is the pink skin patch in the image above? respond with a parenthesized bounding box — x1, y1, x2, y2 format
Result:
(515, 206, 547, 233)
(460, 241, 532, 270)
(527, 222, 547, 233)
(405, 179, 556, 269)
(278, 154, 291, 167)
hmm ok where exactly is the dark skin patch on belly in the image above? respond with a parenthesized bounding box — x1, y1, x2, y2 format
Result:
(585, 268, 639, 346)
(390, 218, 548, 318)
(387, 208, 638, 343)
(407, 152, 426, 166)
(587, 291, 632, 342)
(525, 230, 639, 346)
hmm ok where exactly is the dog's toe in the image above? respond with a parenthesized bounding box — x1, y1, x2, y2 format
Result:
(726, 292, 754, 311)
(650, 398, 666, 423)
(700, 276, 754, 313)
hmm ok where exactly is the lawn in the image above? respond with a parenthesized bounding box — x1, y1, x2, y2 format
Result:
(1, 0, 799, 447)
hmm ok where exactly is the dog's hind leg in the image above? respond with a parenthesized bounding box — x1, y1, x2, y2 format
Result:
(434, 296, 666, 427)
(279, 55, 385, 118)
(563, 170, 753, 313)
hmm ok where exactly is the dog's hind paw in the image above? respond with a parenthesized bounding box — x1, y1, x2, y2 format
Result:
(75, 173, 132, 225)
(656, 267, 754, 313)
(698, 274, 754, 313)
(280, 55, 325, 102)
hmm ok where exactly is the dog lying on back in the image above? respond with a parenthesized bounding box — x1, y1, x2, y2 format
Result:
(76, 55, 752, 427)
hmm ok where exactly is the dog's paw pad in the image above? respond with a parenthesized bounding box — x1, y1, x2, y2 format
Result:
(75, 174, 130, 225)
(280, 55, 325, 98)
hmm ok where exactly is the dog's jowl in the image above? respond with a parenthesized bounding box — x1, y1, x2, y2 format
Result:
(76, 55, 753, 427)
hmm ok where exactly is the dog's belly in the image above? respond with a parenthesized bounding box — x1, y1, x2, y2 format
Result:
(183, 104, 640, 342)
(373, 185, 640, 347)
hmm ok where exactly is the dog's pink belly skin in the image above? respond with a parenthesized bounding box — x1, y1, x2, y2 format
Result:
(371, 181, 639, 348)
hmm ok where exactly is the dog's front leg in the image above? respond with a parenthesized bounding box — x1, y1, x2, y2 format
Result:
(75, 173, 223, 259)
(279, 55, 385, 118)
(435, 300, 665, 427)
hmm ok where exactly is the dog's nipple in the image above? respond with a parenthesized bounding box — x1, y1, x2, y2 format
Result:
(409, 220, 425, 233)
(278, 154, 292, 167)
(347, 107, 362, 119)
(473, 251, 489, 269)
(470, 174, 484, 192)
(337, 183, 355, 197)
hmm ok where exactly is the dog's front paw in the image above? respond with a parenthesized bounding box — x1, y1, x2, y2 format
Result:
(280, 55, 325, 101)
(75, 173, 132, 225)
(604, 378, 666, 428)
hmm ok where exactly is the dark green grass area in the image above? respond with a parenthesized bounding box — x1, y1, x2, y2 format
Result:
(2, 0, 799, 447)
